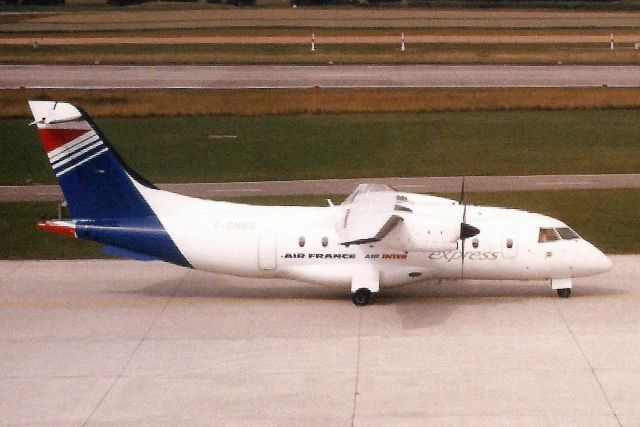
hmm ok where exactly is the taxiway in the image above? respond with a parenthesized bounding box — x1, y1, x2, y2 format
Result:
(2, 173, 639, 201)
(2, 64, 640, 89)
(0, 257, 638, 425)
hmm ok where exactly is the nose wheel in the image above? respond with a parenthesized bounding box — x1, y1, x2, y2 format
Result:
(352, 288, 372, 306)
(557, 288, 572, 298)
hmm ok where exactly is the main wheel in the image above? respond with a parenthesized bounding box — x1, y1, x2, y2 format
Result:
(352, 288, 372, 306)
(557, 288, 572, 298)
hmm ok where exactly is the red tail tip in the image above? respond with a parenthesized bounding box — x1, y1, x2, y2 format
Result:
(36, 220, 76, 238)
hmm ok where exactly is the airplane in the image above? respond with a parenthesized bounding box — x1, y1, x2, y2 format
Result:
(29, 100, 613, 306)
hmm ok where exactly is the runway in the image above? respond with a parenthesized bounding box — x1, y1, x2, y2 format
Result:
(0, 256, 638, 425)
(2, 174, 639, 201)
(2, 64, 640, 89)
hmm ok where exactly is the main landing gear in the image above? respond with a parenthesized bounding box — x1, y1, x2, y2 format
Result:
(351, 272, 379, 306)
(552, 278, 572, 299)
(352, 288, 372, 306)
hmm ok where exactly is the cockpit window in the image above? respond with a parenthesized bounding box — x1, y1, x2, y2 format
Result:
(556, 227, 580, 240)
(538, 228, 560, 243)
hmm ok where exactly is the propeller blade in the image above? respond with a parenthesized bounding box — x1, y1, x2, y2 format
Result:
(460, 234, 466, 280)
(460, 191, 466, 279)
(459, 179, 479, 280)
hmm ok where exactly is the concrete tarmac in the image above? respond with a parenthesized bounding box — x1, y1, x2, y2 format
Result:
(0, 256, 639, 425)
(2, 173, 640, 201)
(3, 64, 640, 89)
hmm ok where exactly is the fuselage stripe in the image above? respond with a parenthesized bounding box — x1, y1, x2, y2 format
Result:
(56, 147, 109, 177)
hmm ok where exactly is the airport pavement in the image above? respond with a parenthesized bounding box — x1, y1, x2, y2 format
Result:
(2, 173, 640, 201)
(0, 256, 638, 425)
(2, 64, 640, 89)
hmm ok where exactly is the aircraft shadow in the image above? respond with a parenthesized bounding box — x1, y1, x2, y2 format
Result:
(115, 270, 625, 304)
(115, 270, 348, 302)
(111, 272, 627, 332)
(381, 282, 626, 330)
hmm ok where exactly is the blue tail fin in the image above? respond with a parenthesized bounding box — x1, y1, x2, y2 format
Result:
(29, 101, 191, 267)
(29, 100, 156, 220)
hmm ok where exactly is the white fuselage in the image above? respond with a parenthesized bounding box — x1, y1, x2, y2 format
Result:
(136, 183, 612, 289)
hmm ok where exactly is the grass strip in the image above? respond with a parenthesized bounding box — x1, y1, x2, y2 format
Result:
(5, 7, 640, 31)
(3, 42, 640, 65)
(4, 27, 640, 38)
(3, 109, 639, 185)
(5, 88, 640, 118)
(1, 189, 637, 259)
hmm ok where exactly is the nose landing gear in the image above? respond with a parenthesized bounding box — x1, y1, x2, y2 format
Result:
(556, 288, 572, 298)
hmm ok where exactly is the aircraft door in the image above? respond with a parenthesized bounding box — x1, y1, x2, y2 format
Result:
(258, 231, 277, 270)
(501, 232, 518, 259)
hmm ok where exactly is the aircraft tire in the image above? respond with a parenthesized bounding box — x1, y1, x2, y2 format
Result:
(352, 288, 372, 306)
(556, 288, 572, 298)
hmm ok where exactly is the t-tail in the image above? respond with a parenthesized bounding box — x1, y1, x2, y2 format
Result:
(29, 100, 191, 267)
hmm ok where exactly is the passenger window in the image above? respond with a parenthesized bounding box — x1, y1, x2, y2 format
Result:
(506, 238, 513, 249)
(472, 237, 479, 249)
(321, 236, 328, 247)
(299, 236, 306, 247)
(556, 227, 580, 240)
(538, 228, 559, 243)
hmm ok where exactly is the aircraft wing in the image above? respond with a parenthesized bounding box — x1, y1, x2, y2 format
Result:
(340, 188, 406, 246)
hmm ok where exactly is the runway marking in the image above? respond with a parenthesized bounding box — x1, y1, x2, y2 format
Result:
(206, 188, 260, 193)
(534, 181, 592, 186)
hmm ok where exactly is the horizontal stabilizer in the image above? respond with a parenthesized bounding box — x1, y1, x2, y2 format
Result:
(36, 220, 76, 238)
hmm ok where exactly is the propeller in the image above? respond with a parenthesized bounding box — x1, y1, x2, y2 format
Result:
(459, 177, 480, 279)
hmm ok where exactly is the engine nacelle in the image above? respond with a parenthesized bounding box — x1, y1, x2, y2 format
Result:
(384, 215, 460, 252)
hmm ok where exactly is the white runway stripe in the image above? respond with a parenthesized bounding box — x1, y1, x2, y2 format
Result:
(56, 147, 109, 177)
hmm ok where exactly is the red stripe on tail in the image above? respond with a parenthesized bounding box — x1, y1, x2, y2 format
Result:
(38, 128, 89, 153)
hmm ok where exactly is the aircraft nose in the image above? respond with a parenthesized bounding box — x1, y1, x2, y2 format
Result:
(571, 242, 613, 277)
(588, 246, 613, 275)
(596, 249, 613, 273)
